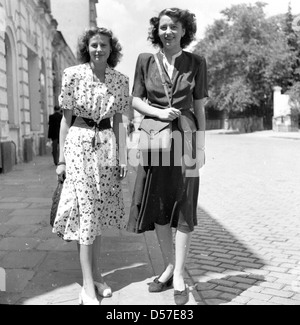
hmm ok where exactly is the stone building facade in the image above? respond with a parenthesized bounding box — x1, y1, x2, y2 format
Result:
(0, 0, 85, 174)
(51, 0, 98, 57)
(0, 0, 55, 172)
(51, 0, 99, 106)
(52, 29, 77, 110)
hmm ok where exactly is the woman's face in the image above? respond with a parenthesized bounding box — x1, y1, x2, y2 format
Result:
(88, 34, 111, 65)
(158, 15, 185, 52)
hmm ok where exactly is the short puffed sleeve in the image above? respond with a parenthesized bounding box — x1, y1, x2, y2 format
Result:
(193, 56, 209, 100)
(116, 74, 130, 114)
(58, 67, 77, 110)
(132, 53, 149, 99)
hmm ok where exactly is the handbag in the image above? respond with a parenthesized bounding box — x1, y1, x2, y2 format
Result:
(138, 54, 172, 152)
(178, 109, 199, 133)
(50, 174, 65, 227)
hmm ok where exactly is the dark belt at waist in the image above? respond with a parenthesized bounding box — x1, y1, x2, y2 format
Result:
(73, 117, 111, 131)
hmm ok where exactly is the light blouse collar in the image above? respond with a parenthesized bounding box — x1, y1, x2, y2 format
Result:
(159, 50, 182, 80)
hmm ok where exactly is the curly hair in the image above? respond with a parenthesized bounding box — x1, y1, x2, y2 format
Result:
(77, 27, 123, 68)
(148, 8, 197, 49)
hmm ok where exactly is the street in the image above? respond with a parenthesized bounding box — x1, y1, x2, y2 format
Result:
(0, 130, 300, 305)
(191, 131, 300, 305)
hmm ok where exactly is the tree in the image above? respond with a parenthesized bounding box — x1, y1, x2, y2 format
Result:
(193, 2, 297, 123)
(287, 82, 300, 114)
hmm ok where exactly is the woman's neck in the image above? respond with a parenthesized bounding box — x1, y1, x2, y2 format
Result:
(89, 61, 106, 82)
(90, 61, 106, 73)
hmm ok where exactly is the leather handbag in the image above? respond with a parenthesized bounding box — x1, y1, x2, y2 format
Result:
(138, 54, 172, 152)
(50, 174, 65, 227)
(178, 109, 199, 133)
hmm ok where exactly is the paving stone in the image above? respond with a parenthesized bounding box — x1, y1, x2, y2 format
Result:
(247, 299, 278, 305)
(262, 288, 294, 299)
(0, 237, 41, 251)
(0, 292, 22, 305)
(0, 251, 6, 261)
(36, 239, 77, 252)
(19, 283, 80, 305)
(0, 198, 25, 203)
(201, 289, 222, 299)
(38, 251, 80, 271)
(23, 198, 52, 204)
(21, 270, 82, 300)
(0, 225, 15, 236)
(259, 281, 285, 290)
(206, 299, 228, 305)
(0, 251, 47, 269)
(241, 291, 272, 302)
(9, 226, 41, 238)
(5, 269, 35, 293)
(0, 203, 30, 210)
(7, 209, 49, 217)
(6, 215, 46, 226)
(214, 285, 243, 295)
(269, 297, 300, 305)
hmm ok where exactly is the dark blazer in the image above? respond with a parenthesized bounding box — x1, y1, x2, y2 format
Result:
(48, 112, 62, 140)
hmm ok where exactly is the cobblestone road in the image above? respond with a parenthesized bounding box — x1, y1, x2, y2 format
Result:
(190, 132, 300, 305)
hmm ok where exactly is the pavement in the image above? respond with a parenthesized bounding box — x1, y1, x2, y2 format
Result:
(0, 133, 197, 306)
(0, 128, 300, 305)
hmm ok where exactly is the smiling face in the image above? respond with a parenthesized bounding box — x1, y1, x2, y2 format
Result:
(158, 15, 185, 53)
(88, 34, 111, 65)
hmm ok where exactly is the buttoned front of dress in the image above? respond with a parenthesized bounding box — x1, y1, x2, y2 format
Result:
(133, 51, 208, 111)
(53, 63, 130, 245)
(128, 50, 208, 234)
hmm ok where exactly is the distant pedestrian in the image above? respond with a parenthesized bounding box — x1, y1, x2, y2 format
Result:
(52, 27, 129, 305)
(48, 105, 62, 166)
(127, 119, 135, 140)
(127, 8, 208, 305)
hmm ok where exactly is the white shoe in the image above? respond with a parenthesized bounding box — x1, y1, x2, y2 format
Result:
(79, 287, 100, 305)
(94, 281, 112, 298)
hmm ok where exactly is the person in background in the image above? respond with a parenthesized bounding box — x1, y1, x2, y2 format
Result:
(127, 8, 208, 305)
(52, 27, 130, 305)
(127, 119, 135, 140)
(48, 105, 62, 166)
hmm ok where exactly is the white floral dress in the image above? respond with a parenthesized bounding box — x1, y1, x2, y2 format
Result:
(52, 63, 130, 245)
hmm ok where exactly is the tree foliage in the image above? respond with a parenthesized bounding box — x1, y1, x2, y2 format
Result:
(193, 2, 300, 118)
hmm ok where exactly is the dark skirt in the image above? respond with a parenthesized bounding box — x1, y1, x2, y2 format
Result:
(127, 125, 200, 234)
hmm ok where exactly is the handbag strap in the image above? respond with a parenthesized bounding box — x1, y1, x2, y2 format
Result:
(154, 53, 172, 107)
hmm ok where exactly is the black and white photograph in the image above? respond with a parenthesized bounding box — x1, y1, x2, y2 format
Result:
(0, 0, 300, 311)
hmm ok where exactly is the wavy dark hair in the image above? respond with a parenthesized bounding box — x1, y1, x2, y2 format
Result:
(77, 27, 123, 68)
(148, 8, 197, 49)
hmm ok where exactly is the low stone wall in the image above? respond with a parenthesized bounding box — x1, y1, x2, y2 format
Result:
(206, 119, 223, 130)
(207, 117, 264, 133)
(225, 117, 264, 133)
(273, 115, 299, 132)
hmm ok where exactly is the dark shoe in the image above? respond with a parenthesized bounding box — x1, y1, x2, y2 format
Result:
(149, 275, 173, 293)
(174, 287, 189, 305)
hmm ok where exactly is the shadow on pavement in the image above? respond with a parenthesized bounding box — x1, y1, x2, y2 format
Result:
(188, 206, 266, 305)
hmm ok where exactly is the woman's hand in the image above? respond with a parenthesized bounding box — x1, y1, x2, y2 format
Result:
(158, 108, 181, 121)
(56, 165, 66, 180)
